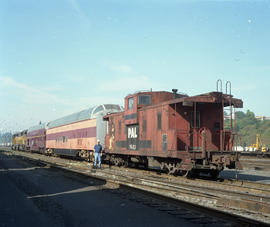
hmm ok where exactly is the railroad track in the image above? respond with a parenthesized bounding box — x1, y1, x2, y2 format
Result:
(240, 157, 270, 171)
(90, 166, 270, 224)
(1, 148, 270, 225)
(240, 152, 270, 159)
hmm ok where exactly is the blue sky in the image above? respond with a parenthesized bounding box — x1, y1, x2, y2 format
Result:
(0, 0, 270, 132)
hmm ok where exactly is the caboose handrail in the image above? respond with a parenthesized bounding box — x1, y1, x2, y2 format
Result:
(225, 81, 231, 95)
(216, 79, 222, 92)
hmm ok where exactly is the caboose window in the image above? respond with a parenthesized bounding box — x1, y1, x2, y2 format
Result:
(191, 111, 200, 128)
(128, 97, 134, 110)
(138, 95, 151, 105)
(157, 112, 162, 130)
(143, 120, 147, 132)
(118, 120, 121, 134)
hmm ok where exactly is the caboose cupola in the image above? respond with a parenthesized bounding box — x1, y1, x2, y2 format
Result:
(124, 90, 176, 125)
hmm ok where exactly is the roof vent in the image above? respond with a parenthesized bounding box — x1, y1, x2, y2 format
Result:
(172, 89, 178, 99)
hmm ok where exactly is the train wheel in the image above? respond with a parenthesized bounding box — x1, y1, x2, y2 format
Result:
(114, 157, 122, 166)
(180, 170, 196, 178)
(180, 170, 189, 177)
(123, 159, 129, 168)
(168, 164, 177, 175)
(164, 162, 179, 175)
(111, 155, 125, 166)
(209, 170, 219, 179)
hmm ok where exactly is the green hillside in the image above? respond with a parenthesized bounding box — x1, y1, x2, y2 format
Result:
(226, 110, 270, 147)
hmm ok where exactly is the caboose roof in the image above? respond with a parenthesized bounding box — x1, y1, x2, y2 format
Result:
(166, 91, 243, 108)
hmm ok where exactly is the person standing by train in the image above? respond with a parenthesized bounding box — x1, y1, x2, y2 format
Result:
(93, 139, 102, 169)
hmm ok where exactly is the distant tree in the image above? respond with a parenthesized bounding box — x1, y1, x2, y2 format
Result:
(234, 110, 270, 147)
(235, 111, 245, 120)
(0, 132, 12, 144)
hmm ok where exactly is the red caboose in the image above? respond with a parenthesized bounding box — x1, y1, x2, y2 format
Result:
(104, 88, 243, 177)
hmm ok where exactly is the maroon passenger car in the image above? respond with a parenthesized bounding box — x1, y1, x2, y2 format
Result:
(104, 88, 243, 177)
(27, 123, 47, 153)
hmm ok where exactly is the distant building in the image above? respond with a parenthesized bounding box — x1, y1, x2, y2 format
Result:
(233, 146, 245, 152)
(256, 116, 270, 121)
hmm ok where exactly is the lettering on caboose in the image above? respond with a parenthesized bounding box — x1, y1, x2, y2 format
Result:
(128, 127, 138, 138)
(127, 125, 139, 150)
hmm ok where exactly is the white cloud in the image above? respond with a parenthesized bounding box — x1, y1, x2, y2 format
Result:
(234, 84, 257, 93)
(68, 75, 89, 83)
(0, 73, 166, 132)
(0, 75, 125, 131)
(246, 65, 270, 71)
(0, 76, 74, 131)
(0, 76, 69, 105)
(102, 63, 167, 92)
(0, 76, 30, 90)
(111, 65, 133, 74)
(99, 75, 160, 92)
(73, 96, 122, 109)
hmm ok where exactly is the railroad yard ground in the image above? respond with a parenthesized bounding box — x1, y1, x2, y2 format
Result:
(0, 149, 233, 227)
(1, 147, 270, 226)
(221, 168, 270, 185)
(221, 157, 270, 184)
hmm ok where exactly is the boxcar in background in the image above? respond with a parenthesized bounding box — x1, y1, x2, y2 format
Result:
(46, 104, 122, 159)
(27, 123, 47, 153)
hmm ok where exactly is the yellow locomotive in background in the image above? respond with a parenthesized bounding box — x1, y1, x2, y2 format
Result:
(247, 134, 269, 153)
(11, 130, 27, 151)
